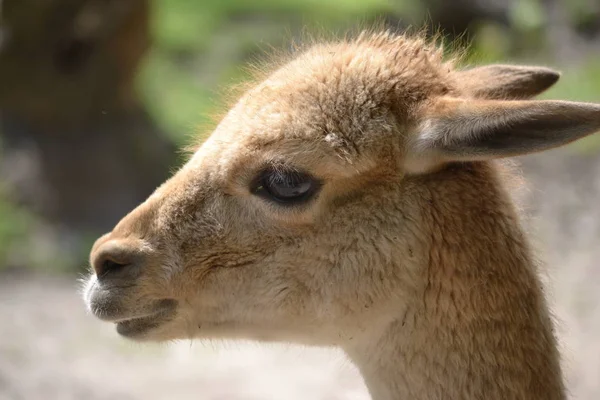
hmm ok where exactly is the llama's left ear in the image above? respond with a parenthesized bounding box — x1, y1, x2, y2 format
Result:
(456, 65, 560, 100)
(409, 97, 600, 168)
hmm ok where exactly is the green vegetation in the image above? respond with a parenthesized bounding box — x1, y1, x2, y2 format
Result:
(0, 188, 33, 270)
(0, 183, 92, 273)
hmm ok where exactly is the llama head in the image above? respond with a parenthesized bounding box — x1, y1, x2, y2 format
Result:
(84, 32, 600, 344)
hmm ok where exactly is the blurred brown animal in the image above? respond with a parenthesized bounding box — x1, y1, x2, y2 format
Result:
(84, 31, 600, 399)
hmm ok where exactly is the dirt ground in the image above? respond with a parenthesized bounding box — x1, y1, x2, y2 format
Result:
(1, 147, 599, 400)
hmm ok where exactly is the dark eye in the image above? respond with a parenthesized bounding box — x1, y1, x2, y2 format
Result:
(252, 168, 321, 205)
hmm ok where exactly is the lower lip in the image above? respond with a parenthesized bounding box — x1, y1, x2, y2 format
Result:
(115, 301, 178, 337)
(116, 314, 163, 337)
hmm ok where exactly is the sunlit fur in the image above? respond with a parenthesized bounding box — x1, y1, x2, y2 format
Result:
(84, 30, 600, 399)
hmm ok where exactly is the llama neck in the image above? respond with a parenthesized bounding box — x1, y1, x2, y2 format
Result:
(346, 162, 566, 400)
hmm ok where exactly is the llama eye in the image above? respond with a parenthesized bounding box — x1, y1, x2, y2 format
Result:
(252, 169, 320, 205)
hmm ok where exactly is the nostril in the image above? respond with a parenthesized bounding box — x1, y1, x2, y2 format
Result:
(91, 241, 140, 278)
(99, 258, 130, 277)
(91, 239, 144, 279)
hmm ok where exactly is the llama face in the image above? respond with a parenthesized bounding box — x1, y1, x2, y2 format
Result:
(83, 34, 448, 343)
(83, 32, 600, 344)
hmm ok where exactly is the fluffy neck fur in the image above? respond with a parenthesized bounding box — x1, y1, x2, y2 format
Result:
(345, 161, 565, 400)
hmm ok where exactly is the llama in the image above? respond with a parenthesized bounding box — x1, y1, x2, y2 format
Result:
(83, 31, 600, 399)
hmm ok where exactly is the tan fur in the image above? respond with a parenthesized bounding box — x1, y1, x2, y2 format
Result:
(83, 31, 600, 400)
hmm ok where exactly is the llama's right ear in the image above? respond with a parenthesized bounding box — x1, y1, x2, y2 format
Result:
(456, 65, 560, 100)
(406, 97, 600, 173)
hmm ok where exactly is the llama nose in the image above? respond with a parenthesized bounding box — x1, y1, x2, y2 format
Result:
(91, 239, 145, 279)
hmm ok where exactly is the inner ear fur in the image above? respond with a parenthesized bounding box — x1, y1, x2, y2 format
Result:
(411, 97, 600, 163)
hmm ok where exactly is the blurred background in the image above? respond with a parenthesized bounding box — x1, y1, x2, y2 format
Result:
(0, 0, 599, 399)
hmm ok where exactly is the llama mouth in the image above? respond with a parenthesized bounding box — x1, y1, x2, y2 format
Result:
(115, 302, 177, 338)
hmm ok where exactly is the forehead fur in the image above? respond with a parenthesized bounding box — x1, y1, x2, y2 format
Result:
(195, 30, 458, 147)
(259, 31, 455, 103)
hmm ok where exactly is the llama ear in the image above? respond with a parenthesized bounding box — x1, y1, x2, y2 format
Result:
(410, 97, 600, 167)
(456, 65, 560, 99)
